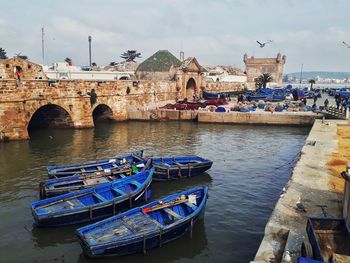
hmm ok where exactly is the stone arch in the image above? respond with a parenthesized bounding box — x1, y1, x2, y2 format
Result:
(186, 77, 197, 100)
(119, 76, 129, 80)
(27, 104, 74, 135)
(92, 104, 114, 124)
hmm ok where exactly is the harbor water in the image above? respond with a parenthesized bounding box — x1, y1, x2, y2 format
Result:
(0, 121, 310, 263)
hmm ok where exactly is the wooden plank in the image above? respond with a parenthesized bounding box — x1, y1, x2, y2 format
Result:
(113, 188, 126, 196)
(143, 199, 188, 213)
(163, 208, 182, 218)
(185, 201, 197, 210)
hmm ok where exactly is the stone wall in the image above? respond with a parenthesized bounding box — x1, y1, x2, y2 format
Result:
(0, 57, 46, 80)
(0, 79, 178, 141)
(203, 81, 244, 93)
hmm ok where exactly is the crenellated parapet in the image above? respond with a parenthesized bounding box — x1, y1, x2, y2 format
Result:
(243, 53, 286, 89)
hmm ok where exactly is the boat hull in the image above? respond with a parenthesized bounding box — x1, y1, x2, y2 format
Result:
(32, 169, 153, 227)
(152, 163, 212, 181)
(77, 186, 208, 257)
(47, 151, 144, 178)
(32, 187, 151, 227)
(84, 211, 204, 257)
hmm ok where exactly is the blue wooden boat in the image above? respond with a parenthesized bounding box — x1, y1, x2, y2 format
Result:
(151, 156, 213, 181)
(202, 90, 226, 99)
(76, 186, 208, 257)
(40, 160, 150, 199)
(47, 150, 144, 178)
(31, 168, 153, 227)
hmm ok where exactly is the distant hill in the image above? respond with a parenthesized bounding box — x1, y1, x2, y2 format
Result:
(285, 71, 350, 79)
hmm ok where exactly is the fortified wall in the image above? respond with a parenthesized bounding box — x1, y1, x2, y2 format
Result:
(244, 53, 286, 89)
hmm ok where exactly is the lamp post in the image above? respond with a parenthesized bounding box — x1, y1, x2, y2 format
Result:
(88, 36, 92, 69)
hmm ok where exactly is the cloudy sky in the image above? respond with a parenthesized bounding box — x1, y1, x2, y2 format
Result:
(1, 0, 349, 73)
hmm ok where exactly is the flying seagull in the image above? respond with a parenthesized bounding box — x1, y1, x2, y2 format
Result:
(342, 41, 350, 48)
(256, 40, 273, 48)
(296, 197, 307, 212)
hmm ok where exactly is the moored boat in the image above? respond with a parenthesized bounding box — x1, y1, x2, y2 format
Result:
(151, 156, 213, 181)
(40, 160, 150, 199)
(47, 151, 144, 178)
(31, 168, 153, 227)
(76, 186, 208, 257)
(202, 90, 226, 99)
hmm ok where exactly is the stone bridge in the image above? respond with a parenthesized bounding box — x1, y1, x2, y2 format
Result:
(0, 79, 178, 141)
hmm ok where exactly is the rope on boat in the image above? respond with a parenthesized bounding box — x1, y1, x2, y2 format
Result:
(159, 228, 162, 247)
(190, 219, 194, 239)
(89, 206, 93, 220)
(143, 235, 147, 254)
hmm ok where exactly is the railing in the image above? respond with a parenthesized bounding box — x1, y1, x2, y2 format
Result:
(323, 105, 349, 120)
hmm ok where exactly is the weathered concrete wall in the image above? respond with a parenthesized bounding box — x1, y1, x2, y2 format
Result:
(0, 79, 178, 141)
(198, 111, 319, 126)
(128, 109, 197, 121)
(251, 120, 347, 263)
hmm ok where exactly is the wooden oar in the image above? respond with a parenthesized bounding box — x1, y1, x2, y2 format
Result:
(142, 198, 188, 213)
(51, 158, 123, 173)
(36, 190, 94, 209)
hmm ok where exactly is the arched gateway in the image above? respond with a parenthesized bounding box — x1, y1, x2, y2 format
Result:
(186, 78, 196, 100)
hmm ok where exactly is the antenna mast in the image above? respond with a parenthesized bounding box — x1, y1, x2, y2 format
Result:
(41, 27, 45, 65)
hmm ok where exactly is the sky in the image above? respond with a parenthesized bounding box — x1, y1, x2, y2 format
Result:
(1, 0, 350, 73)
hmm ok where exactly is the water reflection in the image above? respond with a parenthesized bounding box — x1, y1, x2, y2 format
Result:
(32, 225, 77, 248)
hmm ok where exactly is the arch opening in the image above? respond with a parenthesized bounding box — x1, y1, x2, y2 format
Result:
(93, 104, 114, 124)
(27, 104, 74, 135)
(186, 78, 196, 101)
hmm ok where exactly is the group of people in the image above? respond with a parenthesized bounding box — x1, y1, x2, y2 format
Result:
(335, 93, 349, 110)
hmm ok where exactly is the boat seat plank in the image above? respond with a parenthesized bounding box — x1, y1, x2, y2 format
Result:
(130, 181, 141, 187)
(174, 162, 183, 166)
(111, 163, 118, 168)
(97, 166, 103, 170)
(113, 188, 126, 196)
(81, 168, 86, 172)
(185, 202, 197, 210)
(163, 208, 182, 218)
(119, 174, 126, 178)
(93, 193, 107, 202)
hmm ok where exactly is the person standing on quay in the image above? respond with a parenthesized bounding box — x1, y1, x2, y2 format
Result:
(313, 94, 318, 104)
(324, 98, 329, 109)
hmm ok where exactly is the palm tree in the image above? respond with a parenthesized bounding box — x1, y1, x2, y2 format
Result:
(0, 48, 7, 59)
(309, 79, 315, 90)
(255, 73, 273, 88)
(120, 50, 141, 62)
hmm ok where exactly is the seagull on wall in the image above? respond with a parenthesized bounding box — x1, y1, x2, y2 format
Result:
(256, 40, 273, 48)
(342, 41, 350, 48)
(296, 197, 307, 212)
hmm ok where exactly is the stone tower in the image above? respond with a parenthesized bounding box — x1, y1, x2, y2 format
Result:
(243, 53, 286, 89)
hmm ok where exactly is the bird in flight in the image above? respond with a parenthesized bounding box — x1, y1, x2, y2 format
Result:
(342, 41, 350, 48)
(256, 40, 273, 48)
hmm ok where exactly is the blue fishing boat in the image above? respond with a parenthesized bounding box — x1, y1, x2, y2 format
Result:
(151, 156, 213, 181)
(47, 150, 144, 178)
(202, 90, 226, 99)
(40, 160, 150, 199)
(76, 186, 208, 257)
(31, 168, 153, 227)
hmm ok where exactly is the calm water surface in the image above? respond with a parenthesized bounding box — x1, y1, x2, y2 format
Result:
(0, 121, 310, 263)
